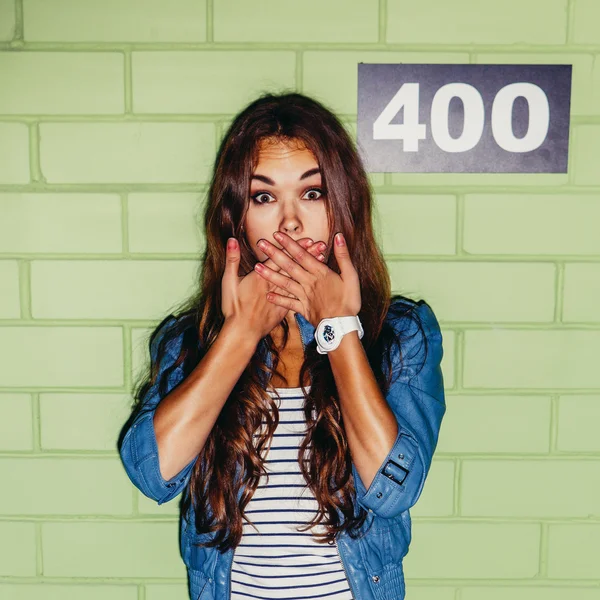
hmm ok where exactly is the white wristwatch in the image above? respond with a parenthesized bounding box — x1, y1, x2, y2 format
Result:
(314, 315, 364, 354)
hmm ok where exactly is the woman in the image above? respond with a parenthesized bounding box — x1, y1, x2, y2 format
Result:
(118, 91, 446, 600)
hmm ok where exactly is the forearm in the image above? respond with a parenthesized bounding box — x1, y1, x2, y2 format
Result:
(328, 331, 398, 490)
(153, 317, 260, 481)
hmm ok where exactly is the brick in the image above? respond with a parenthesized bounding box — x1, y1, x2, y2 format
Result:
(563, 263, 600, 322)
(0, 123, 29, 184)
(0, 395, 33, 450)
(388, 261, 555, 322)
(214, 0, 378, 43)
(461, 460, 600, 517)
(133, 51, 295, 114)
(464, 329, 600, 389)
(572, 0, 600, 44)
(40, 394, 132, 451)
(138, 492, 182, 516)
(0, 326, 123, 388)
(0, 0, 15, 40)
(463, 588, 600, 600)
(0, 585, 136, 600)
(390, 172, 568, 187)
(0, 521, 36, 576)
(406, 590, 454, 600)
(0, 53, 124, 115)
(0, 260, 19, 317)
(405, 522, 539, 578)
(548, 524, 600, 578)
(573, 125, 600, 185)
(128, 193, 202, 254)
(132, 325, 159, 382)
(39, 122, 215, 184)
(31, 259, 198, 319)
(409, 460, 454, 517)
(593, 55, 600, 113)
(0, 193, 122, 254)
(42, 521, 187, 578)
(464, 194, 600, 255)
(146, 584, 189, 600)
(387, 0, 567, 44)
(557, 395, 600, 452)
(437, 395, 551, 454)
(473, 53, 596, 116)
(23, 0, 207, 42)
(375, 194, 456, 256)
(303, 51, 469, 116)
(0, 458, 132, 515)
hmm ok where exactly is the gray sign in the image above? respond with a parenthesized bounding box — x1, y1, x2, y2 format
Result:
(357, 63, 572, 173)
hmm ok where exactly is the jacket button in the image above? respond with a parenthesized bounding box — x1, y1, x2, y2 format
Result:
(376, 492, 382, 498)
(372, 575, 380, 583)
(398, 453, 404, 460)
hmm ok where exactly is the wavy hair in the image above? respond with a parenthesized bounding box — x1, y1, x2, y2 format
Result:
(126, 91, 431, 553)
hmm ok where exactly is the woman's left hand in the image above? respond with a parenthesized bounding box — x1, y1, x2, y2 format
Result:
(253, 231, 362, 328)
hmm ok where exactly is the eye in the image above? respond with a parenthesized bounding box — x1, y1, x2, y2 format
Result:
(251, 191, 273, 205)
(303, 187, 324, 201)
(251, 187, 325, 205)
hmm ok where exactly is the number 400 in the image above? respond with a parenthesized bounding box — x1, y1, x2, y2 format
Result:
(373, 82, 550, 153)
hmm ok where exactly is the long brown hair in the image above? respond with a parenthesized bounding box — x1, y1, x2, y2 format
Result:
(127, 91, 431, 553)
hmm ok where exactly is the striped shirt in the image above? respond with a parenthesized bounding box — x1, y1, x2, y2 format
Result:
(230, 385, 354, 600)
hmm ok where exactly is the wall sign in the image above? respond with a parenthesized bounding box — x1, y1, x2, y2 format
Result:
(357, 63, 572, 173)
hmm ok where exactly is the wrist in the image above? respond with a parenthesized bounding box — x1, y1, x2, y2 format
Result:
(222, 316, 261, 350)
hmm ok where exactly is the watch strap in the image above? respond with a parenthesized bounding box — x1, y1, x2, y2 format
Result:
(337, 315, 364, 339)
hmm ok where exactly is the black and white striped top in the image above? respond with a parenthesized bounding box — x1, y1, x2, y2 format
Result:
(230, 385, 354, 600)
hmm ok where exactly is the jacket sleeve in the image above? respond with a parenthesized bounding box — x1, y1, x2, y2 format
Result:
(118, 316, 199, 505)
(353, 301, 446, 519)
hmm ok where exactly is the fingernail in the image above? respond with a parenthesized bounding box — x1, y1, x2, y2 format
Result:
(227, 238, 237, 250)
(335, 233, 345, 246)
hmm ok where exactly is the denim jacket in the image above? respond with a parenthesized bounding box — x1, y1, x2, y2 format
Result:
(119, 299, 446, 600)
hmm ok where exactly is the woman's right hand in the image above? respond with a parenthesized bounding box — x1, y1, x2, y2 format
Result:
(221, 236, 326, 342)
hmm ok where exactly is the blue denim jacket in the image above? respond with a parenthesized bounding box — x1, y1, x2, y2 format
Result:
(119, 299, 445, 600)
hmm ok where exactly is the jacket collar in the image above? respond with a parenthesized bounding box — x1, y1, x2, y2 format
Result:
(294, 311, 316, 351)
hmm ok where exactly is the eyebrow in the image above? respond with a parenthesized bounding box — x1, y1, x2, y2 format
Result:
(251, 167, 321, 186)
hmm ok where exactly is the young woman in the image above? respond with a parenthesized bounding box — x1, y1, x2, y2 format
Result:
(118, 92, 446, 600)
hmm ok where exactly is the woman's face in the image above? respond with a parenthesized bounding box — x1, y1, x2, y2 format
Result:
(244, 137, 330, 264)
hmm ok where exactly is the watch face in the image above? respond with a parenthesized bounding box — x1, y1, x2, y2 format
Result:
(317, 319, 338, 351)
(322, 324, 335, 344)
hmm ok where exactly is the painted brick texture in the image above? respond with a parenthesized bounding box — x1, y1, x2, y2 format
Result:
(1, 1, 598, 599)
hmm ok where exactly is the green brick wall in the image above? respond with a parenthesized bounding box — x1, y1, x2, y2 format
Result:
(1, 0, 599, 599)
